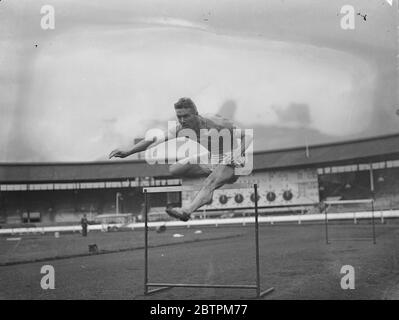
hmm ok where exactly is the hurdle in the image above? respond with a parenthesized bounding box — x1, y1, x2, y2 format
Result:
(323, 199, 376, 244)
(142, 183, 275, 299)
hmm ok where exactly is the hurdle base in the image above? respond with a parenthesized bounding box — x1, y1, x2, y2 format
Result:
(145, 286, 174, 295)
(328, 238, 376, 243)
(145, 282, 274, 299)
(259, 287, 275, 298)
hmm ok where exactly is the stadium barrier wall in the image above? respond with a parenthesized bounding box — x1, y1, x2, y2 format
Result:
(0, 209, 398, 235)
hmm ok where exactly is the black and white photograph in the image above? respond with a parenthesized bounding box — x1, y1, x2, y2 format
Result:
(0, 0, 398, 305)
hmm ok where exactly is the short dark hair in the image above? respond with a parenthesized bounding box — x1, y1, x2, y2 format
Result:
(174, 97, 198, 115)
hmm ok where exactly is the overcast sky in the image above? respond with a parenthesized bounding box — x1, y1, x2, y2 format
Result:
(0, 0, 397, 162)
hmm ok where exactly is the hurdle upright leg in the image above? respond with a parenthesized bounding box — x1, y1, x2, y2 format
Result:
(143, 189, 173, 295)
(254, 183, 275, 298)
(371, 199, 376, 244)
(144, 189, 148, 295)
(324, 205, 329, 244)
(254, 184, 261, 298)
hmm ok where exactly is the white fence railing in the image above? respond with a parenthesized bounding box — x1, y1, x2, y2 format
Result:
(0, 210, 398, 235)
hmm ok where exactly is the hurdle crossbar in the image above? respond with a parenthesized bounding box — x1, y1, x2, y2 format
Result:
(323, 198, 376, 244)
(324, 199, 374, 205)
(143, 183, 253, 193)
(143, 183, 274, 299)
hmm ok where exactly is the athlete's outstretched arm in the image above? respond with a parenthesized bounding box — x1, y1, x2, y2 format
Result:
(109, 139, 155, 159)
(109, 128, 175, 159)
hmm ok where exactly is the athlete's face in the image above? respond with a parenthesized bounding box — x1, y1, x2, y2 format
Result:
(175, 108, 198, 129)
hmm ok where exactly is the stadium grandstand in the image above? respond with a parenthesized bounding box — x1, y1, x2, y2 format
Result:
(0, 133, 399, 228)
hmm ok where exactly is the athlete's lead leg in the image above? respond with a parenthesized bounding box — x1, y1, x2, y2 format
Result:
(166, 164, 238, 221)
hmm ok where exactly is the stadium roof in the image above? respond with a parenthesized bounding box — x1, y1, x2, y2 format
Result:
(0, 133, 399, 183)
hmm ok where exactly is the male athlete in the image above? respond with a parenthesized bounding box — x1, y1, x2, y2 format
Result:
(109, 97, 253, 221)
